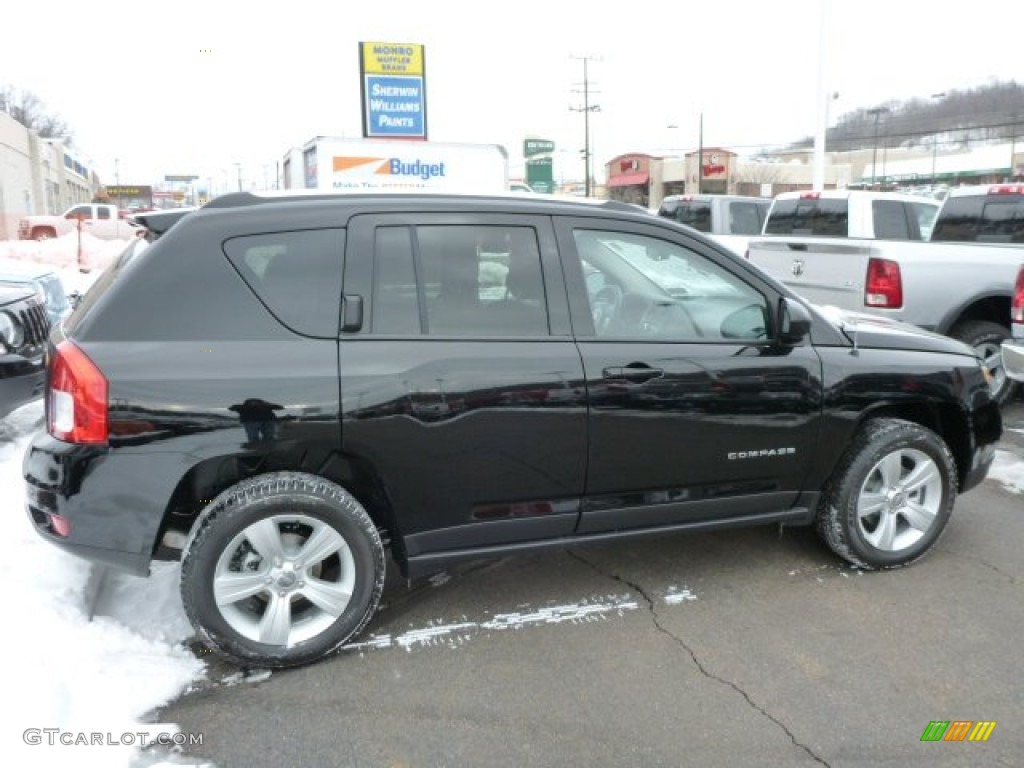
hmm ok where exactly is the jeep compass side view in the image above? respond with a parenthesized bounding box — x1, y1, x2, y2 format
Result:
(24, 192, 1001, 668)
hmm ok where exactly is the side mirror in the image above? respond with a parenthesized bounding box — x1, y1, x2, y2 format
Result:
(778, 297, 812, 345)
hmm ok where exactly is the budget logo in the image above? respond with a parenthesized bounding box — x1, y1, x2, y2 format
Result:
(920, 720, 997, 742)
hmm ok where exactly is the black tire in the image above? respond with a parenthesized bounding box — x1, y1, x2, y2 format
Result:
(33, 227, 56, 241)
(181, 472, 385, 669)
(949, 319, 1017, 406)
(816, 419, 956, 570)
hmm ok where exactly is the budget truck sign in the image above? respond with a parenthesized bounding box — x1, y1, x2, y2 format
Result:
(283, 138, 509, 194)
(360, 41, 428, 139)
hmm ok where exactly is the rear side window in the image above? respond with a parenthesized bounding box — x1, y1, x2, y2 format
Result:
(370, 224, 549, 337)
(727, 201, 767, 235)
(658, 201, 712, 232)
(764, 198, 848, 237)
(872, 200, 911, 240)
(224, 229, 344, 337)
(932, 195, 1024, 243)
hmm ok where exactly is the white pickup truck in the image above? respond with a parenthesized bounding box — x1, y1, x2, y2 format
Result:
(656, 194, 771, 256)
(747, 186, 1024, 405)
(18, 203, 136, 241)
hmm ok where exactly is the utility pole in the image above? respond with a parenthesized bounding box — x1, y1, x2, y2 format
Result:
(930, 92, 946, 186)
(868, 107, 889, 187)
(697, 113, 704, 194)
(569, 55, 601, 197)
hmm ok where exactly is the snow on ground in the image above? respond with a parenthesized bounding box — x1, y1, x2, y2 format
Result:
(0, 236, 209, 767)
(988, 449, 1024, 494)
(0, 231, 130, 275)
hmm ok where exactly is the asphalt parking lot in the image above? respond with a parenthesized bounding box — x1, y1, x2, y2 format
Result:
(158, 403, 1024, 768)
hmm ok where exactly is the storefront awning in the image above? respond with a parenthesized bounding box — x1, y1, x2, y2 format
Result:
(607, 172, 650, 187)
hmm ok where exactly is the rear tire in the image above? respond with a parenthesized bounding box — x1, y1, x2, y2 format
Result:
(180, 472, 385, 669)
(949, 319, 1017, 406)
(816, 419, 956, 570)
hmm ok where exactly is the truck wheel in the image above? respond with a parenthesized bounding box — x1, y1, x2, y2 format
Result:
(949, 320, 1017, 406)
(816, 419, 956, 570)
(181, 472, 386, 669)
(32, 228, 56, 241)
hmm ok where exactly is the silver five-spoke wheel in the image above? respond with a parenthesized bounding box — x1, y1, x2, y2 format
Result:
(856, 448, 942, 552)
(182, 472, 385, 668)
(817, 419, 956, 569)
(214, 514, 357, 647)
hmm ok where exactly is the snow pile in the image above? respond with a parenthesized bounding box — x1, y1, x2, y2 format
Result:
(0, 404, 206, 768)
(0, 233, 133, 273)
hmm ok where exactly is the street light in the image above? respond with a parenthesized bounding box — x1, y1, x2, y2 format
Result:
(868, 107, 890, 187)
(930, 92, 946, 186)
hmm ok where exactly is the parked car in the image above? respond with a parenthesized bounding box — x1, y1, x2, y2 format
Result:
(761, 189, 940, 240)
(18, 203, 139, 241)
(930, 183, 1024, 243)
(656, 194, 771, 256)
(746, 186, 1022, 405)
(0, 258, 73, 326)
(0, 283, 50, 419)
(24, 191, 1001, 669)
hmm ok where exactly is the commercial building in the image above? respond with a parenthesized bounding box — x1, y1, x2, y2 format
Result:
(604, 142, 1024, 209)
(0, 111, 99, 239)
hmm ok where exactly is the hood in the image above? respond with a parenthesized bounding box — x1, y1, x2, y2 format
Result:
(813, 305, 975, 356)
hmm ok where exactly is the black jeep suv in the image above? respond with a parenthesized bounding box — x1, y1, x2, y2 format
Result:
(24, 192, 1001, 668)
(1, 282, 50, 420)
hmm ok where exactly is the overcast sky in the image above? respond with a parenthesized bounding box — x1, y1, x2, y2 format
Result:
(2, 0, 1019, 189)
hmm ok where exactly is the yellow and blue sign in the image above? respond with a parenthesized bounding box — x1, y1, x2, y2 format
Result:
(360, 42, 427, 140)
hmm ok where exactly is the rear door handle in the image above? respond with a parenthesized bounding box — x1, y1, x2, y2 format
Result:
(602, 364, 664, 382)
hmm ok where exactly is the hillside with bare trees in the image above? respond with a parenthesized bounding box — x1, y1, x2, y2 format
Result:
(790, 80, 1024, 153)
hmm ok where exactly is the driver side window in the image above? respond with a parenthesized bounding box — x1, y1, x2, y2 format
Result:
(572, 229, 769, 342)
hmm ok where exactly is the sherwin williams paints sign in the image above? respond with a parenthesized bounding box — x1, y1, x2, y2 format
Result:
(360, 42, 427, 139)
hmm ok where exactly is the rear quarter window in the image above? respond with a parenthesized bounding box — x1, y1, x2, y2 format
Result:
(223, 229, 345, 337)
(932, 195, 1024, 243)
(764, 198, 849, 237)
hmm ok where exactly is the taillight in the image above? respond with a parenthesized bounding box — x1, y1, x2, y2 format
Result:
(800, 192, 821, 200)
(48, 340, 108, 444)
(989, 184, 1024, 196)
(1012, 266, 1024, 324)
(865, 258, 903, 308)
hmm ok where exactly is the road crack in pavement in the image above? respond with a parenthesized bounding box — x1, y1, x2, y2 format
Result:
(936, 549, 1019, 584)
(567, 550, 831, 768)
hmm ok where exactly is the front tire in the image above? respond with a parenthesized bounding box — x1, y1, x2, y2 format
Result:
(181, 472, 385, 669)
(949, 319, 1017, 406)
(816, 419, 956, 570)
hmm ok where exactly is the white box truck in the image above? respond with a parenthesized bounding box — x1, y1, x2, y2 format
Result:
(282, 137, 510, 194)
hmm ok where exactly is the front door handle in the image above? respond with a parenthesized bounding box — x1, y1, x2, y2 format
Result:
(601, 364, 664, 383)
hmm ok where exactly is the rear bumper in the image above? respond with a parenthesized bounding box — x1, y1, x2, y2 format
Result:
(22, 432, 168, 576)
(1001, 338, 1024, 382)
(0, 353, 45, 419)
